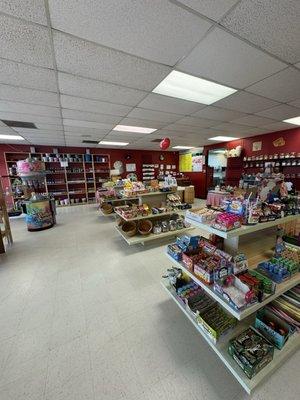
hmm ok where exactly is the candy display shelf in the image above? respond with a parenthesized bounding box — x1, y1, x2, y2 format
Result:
(161, 280, 300, 394)
(3, 152, 110, 207)
(114, 209, 178, 222)
(115, 225, 194, 245)
(185, 214, 298, 253)
(166, 253, 300, 321)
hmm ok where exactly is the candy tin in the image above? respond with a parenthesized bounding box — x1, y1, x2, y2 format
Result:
(228, 327, 274, 379)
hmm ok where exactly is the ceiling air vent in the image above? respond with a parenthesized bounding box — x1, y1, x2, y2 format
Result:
(82, 140, 99, 144)
(1, 120, 37, 129)
(151, 138, 162, 143)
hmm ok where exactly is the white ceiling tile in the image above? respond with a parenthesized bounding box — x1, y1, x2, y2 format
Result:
(261, 121, 298, 132)
(221, 0, 300, 63)
(137, 93, 205, 115)
(0, 100, 60, 117)
(126, 108, 182, 124)
(246, 68, 300, 102)
(34, 123, 63, 130)
(63, 119, 114, 130)
(62, 109, 121, 125)
(192, 106, 247, 121)
(174, 116, 221, 128)
(0, 84, 59, 107)
(0, 59, 57, 92)
(256, 104, 300, 120)
(0, 126, 16, 134)
(58, 72, 146, 106)
(53, 31, 171, 91)
(0, 112, 62, 125)
(0, 14, 53, 68)
(0, 0, 48, 25)
(176, 0, 239, 21)
(60, 95, 132, 117)
(177, 28, 286, 89)
(230, 115, 276, 127)
(49, 0, 211, 66)
(64, 126, 110, 135)
(164, 124, 203, 133)
(214, 91, 280, 113)
(288, 99, 300, 108)
(118, 118, 165, 130)
(211, 122, 259, 133)
(107, 131, 147, 140)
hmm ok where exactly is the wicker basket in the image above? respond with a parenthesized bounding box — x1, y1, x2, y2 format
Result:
(138, 219, 153, 236)
(121, 221, 137, 237)
(101, 203, 113, 214)
(116, 217, 124, 227)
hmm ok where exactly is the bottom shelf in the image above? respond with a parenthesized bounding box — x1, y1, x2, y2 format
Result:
(161, 280, 300, 394)
(115, 225, 194, 245)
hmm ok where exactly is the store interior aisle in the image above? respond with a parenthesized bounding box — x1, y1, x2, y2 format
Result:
(0, 205, 298, 400)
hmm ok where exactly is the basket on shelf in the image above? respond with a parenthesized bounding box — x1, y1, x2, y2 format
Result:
(101, 203, 113, 214)
(138, 219, 153, 236)
(121, 221, 137, 237)
(116, 217, 124, 227)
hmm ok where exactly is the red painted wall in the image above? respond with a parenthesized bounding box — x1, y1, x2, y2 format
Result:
(203, 127, 300, 190)
(0, 144, 179, 180)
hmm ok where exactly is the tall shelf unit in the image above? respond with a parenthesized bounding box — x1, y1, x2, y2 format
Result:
(3, 152, 110, 207)
(163, 215, 300, 394)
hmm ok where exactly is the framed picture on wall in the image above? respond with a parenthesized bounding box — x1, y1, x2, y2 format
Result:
(252, 141, 262, 151)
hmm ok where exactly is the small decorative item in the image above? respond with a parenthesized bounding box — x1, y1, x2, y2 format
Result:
(160, 138, 170, 150)
(252, 141, 262, 151)
(273, 137, 285, 147)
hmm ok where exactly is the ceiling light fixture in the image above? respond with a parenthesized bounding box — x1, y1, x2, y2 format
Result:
(0, 134, 25, 140)
(113, 125, 157, 134)
(153, 71, 236, 105)
(172, 145, 195, 149)
(98, 140, 129, 146)
(208, 136, 239, 142)
(283, 116, 300, 126)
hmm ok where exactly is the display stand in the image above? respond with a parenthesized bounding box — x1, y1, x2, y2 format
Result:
(163, 214, 300, 393)
(0, 181, 13, 253)
(185, 214, 297, 253)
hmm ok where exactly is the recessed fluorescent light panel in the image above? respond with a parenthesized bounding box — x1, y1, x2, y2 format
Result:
(113, 125, 157, 134)
(283, 116, 300, 126)
(153, 71, 237, 105)
(0, 134, 25, 140)
(172, 146, 195, 149)
(208, 136, 239, 142)
(98, 140, 129, 146)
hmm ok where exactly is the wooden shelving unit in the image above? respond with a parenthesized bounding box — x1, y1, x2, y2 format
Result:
(2, 152, 110, 207)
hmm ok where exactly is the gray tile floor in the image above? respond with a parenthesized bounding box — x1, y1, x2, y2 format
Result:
(0, 204, 299, 399)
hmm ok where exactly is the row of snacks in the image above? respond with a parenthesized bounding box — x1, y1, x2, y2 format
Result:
(186, 196, 299, 231)
(163, 267, 299, 380)
(119, 215, 191, 237)
(167, 235, 300, 311)
(244, 153, 300, 161)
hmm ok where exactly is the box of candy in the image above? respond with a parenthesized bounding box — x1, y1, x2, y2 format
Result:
(167, 243, 183, 261)
(227, 199, 244, 216)
(211, 212, 242, 232)
(196, 304, 237, 341)
(214, 275, 257, 310)
(185, 207, 220, 223)
(176, 235, 201, 252)
(257, 260, 291, 283)
(182, 252, 203, 272)
(248, 269, 276, 295)
(233, 254, 248, 275)
(255, 308, 295, 349)
(228, 327, 274, 379)
(271, 256, 298, 275)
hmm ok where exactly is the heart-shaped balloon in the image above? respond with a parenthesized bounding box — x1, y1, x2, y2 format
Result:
(160, 137, 170, 150)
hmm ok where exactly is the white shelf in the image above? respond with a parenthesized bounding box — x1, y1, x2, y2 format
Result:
(114, 209, 178, 222)
(138, 190, 176, 197)
(115, 225, 194, 245)
(166, 253, 300, 321)
(185, 214, 298, 239)
(100, 196, 139, 203)
(161, 280, 300, 394)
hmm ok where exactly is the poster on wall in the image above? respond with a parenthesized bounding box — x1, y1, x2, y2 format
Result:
(192, 154, 204, 172)
(126, 163, 136, 172)
(179, 153, 192, 172)
(252, 141, 262, 151)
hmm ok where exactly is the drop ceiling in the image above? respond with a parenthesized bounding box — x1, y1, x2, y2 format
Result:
(0, 0, 299, 149)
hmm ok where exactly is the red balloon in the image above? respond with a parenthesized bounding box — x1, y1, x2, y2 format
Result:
(160, 137, 170, 150)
